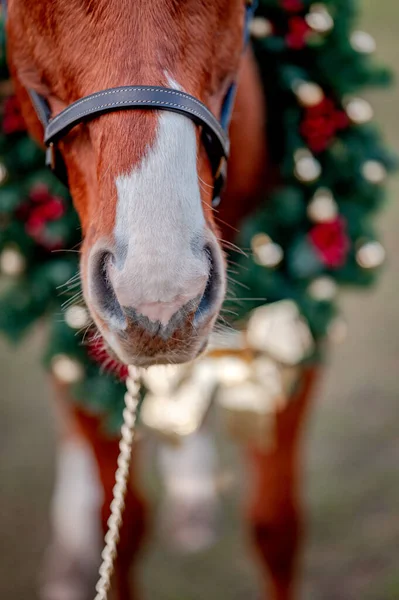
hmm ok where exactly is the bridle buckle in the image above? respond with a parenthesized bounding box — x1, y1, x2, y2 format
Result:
(45, 143, 56, 171)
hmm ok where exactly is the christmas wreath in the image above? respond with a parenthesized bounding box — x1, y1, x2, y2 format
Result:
(0, 0, 396, 434)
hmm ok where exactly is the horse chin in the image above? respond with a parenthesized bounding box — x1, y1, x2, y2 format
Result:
(95, 321, 213, 369)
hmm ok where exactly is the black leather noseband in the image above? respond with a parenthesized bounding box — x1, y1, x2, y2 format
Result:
(39, 86, 230, 203)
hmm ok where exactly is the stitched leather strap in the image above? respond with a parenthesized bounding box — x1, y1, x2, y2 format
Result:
(44, 86, 230, 177)
(1, 0, 7, 19)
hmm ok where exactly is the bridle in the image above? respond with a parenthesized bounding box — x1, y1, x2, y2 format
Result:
(39, 86, 230, 205)
(3, 0, 257, 206)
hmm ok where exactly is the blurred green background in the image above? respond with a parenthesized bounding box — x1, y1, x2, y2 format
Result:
(1, 1, 398, 599)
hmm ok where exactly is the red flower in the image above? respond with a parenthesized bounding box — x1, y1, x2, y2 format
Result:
(16, 184, 66, 249)
(87, 336, 129, 381)
(280, 0, 304, 12)
(301, 98, 349, 153)
(286, 17, 310, 49)
(308, 217, 350, 269)
(29, 184, 55, 203)
(2, 96, 26, 135)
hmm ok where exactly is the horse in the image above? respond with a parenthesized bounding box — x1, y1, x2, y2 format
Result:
(5, 1, 316, 598)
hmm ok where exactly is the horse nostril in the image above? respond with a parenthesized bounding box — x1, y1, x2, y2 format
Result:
(194, 244, 220, 325)
(90, 250, 126, 329)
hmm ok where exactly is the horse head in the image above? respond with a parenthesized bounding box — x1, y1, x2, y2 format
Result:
(7, 0, 250, 366)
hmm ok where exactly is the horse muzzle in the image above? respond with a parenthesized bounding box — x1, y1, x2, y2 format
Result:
(84, 233, 225, 366)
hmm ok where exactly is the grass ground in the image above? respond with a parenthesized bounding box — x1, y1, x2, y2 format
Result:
(0, 1, 398, 598)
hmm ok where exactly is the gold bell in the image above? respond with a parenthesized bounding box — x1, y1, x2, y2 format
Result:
(217, 380, 277, 451)
(246, 300, 315, 365)
(142, 363, 186, 396)
(141, 362, 217, 444)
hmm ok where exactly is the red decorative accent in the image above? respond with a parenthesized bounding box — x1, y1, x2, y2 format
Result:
(2, 96, 27, 135)
(280, 0, 304, 13)
(286, 17, 310, 49)
(16, 183, 66, 249)
(87, 336, 129, 381)
(308, 217, 350, 268)
(301, 98, 349, 153)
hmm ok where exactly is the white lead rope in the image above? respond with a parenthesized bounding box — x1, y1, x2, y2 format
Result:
(93, 365, 142, 600)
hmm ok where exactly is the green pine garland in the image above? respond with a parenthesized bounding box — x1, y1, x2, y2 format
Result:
(0, 0, 396, 432)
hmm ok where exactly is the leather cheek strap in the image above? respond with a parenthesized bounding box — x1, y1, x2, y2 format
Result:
(42, 86, 230, 199)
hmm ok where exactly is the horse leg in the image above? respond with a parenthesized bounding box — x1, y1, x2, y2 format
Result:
(41, 384, 147, 600)
(245, 369, 318, 600)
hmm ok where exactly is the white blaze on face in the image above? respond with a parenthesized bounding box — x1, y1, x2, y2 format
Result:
(112, 109, 209, 315)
